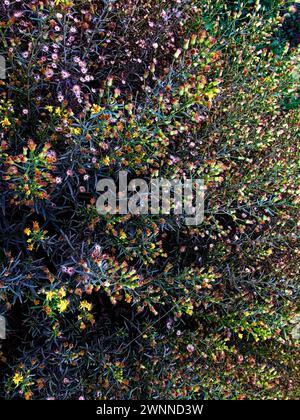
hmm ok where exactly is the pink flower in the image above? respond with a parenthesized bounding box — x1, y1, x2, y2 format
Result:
(62, 266, 75, 276)
(45, 68, 54, 79)
(161, 10, 169, 21)
(187, 344, 195, 353)
(194, 113, 205, 123)
(72, 85, 81, 96)
(13, 11, 23, 18)
(61, 70, 70, 79)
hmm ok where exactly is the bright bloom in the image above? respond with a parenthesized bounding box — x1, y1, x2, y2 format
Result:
(102, 156, 110, 166)
(58, 287, 66, 298)
(61, 70, 70, 79)
(186, 344, 195, 353)
(55, 177, 62, 184)
(70, 127, 81, 135)
(45, 291, 55, 301)
(57, 299, 69, 313)
(1, 117, 11, 127)
(79, 300, 92, 311)
(12, 372, 23, 386)
(119, 231, 127, 240)
(45, 68, 54, 79)
(91, 104, 101, 114)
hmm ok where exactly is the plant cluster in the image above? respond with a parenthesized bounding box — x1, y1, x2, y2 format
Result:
(0, 0, 299, 400)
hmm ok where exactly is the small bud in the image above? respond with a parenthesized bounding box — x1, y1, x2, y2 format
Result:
(174, 49, 182, 59)
(190, 34, 197, 46)
(183, 39, 190, 50)
(107, 76, 113, 87)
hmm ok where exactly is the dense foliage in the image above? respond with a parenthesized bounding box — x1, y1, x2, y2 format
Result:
(0, 0, 299, 400)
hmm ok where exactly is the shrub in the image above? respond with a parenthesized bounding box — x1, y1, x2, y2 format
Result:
(0, 0, 299, 400)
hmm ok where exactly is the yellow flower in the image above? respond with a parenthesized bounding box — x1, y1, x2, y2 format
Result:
(1, 117, 11, 127)
(54, 0, 73, 5)
(24, 228, 31, 236)
(91, 104, 102, 115)
(58, 287, 66, 298)
(45, 106, 54, 113)
(45, 291, 56, 301)
(13, 372, 24, 386)
(119, 231, 127, 240)
(57, 299, 69, 313)
(102, 156, 110, 166)
(70, 127, 81, 135)
(79, 300, 92, 311)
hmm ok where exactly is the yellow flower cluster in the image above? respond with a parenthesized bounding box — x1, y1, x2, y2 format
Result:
(79, 300, 92, 311)
(43, 287, 69, 314)
(54, 0, 73, 6)
(24, 221, 47, 251)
